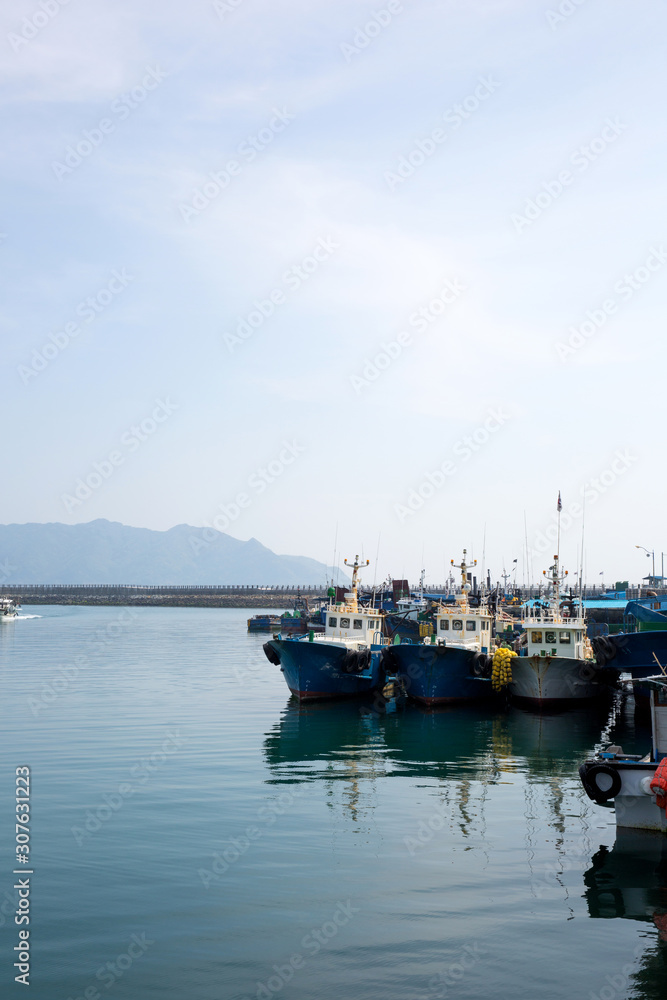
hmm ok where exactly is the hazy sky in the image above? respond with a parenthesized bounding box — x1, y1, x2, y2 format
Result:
(2, 0, 666, 587)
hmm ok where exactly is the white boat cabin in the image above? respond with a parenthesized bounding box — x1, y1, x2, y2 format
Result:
(299, 555, 383, 648)
(431, 551, 492, 652)
(520, 555, 588, 659)
(435, 606, 493, 652)
(324, 606, 383, 644)
(523, 622, 585, 659)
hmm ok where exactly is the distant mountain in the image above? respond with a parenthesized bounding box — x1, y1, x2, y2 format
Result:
(0, 520, 345, 586)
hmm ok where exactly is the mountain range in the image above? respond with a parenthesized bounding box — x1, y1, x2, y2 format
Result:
(0, 519, 342, 585)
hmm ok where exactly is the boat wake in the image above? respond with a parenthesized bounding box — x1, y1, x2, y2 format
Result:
(16, 614, 42, 619)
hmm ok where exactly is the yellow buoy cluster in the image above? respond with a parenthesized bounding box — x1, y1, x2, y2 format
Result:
(492, 647, 517, 691)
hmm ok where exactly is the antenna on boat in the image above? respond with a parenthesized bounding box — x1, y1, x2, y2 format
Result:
(372, 534, 381, 607)
(481, 524, 487, 599)
(579, 497, 586, 615)
(330, 522, 339, 591)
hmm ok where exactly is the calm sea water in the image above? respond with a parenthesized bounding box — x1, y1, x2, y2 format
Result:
(2, 606, 666, 1000)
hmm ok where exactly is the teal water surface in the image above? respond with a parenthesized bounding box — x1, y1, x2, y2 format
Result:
(1, 606, 666, 1000)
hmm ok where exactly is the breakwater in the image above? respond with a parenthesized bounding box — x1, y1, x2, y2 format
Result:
(0, 585, 328, 608)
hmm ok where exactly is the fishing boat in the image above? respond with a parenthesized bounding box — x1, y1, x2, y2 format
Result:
(385, 552, 496, 705)
(507, 555, 611, 706)
(262, 556, 387, 701)
(591, 602, 667, 695)
(579, 677, 667, 832)
(382, 569, 438, 641)
(1, 597, 19, 621)
(247, 614, 282, 633)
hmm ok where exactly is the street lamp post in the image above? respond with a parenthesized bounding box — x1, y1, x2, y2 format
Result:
(636, 545, 656, 587)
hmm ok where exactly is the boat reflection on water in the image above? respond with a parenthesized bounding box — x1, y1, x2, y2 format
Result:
(262, 698, 619, 844)
(263, 698, 618, 783)
(584, 828, 667, 999)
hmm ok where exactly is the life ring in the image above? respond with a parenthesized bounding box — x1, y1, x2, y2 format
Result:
(579, 762, 622, 803)
(263, 642, 280, 666)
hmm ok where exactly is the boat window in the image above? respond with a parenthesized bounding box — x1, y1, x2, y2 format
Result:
(482, 621, 489, 630)
(452, 620, 463, 630)
(559, 631, 571, 644)
(531, 631, 543, 643)
(353, 619, 363, 630)
(340, 617, 350, 628)
(466, 620, 476, 631)
(439, 619, 449, 630)
(576, 631, 582, 641)
(545, 631, 556, 643)
(328, 617, 337, 627)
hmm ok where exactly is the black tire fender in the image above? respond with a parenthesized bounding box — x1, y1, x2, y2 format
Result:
(579, 762, 622, 803)
(472, 652, 489, 677)
(357, 649, 371, 673)
(263, 642, 280, 666)
(340, 650, 358, 674)
(591, 637, 608, 666)
(600, 636, 617, 660)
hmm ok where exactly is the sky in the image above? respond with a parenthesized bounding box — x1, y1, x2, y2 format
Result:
(2, 0, 666, 588)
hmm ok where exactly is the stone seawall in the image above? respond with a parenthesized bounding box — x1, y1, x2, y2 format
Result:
(10, 591, 322, 609)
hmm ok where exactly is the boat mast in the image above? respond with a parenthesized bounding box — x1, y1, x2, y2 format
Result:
(344, 555, 369, 613)
(452, 549, 476, 611)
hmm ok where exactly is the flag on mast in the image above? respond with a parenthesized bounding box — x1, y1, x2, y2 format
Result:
(557, 491, 562, 512)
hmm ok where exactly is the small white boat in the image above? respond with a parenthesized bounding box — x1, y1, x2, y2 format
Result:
(0, 597, 19, 621)
(579, 677, 667, 832)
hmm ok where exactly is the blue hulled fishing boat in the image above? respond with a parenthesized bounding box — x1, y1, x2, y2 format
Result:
(592, 602, 667, 691)
(386, 552, 496, 705)
(263, 556, 387, 701)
